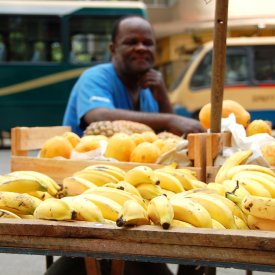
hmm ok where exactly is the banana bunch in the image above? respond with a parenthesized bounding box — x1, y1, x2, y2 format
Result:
(226, 193, 275, 231)
(83, 186, 147, 210)
(0, 209, 22, 219)
(0, 170, 62, 198)
(147, 195, 174, 229)
(34, 198, 76, 221)
(116, 199, 150, 227)
(61, 196, 105, 222)
(104, 181, 141, 197)
(73, 164, 125, 186)
(0, 191, 42, 215)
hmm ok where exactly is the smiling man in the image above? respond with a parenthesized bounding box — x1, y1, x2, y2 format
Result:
(63, 15, 204, 137)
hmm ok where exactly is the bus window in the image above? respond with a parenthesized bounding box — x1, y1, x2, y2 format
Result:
(254, 46, 275, 82)
(69, 16, 113, 64)
(0, 14, 61, 62)
(190, 52, 212, 89)
(0, 34, 6, 61)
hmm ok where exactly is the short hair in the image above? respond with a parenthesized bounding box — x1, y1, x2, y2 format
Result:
(111, 15, 146, 43)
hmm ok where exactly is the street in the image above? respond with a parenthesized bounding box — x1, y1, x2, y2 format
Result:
(0, 149, 273, 275)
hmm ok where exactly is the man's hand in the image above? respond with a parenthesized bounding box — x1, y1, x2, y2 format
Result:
(166, 114, 206, 135)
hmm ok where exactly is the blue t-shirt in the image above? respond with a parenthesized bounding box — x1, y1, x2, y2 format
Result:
(63, 63, 159, 136)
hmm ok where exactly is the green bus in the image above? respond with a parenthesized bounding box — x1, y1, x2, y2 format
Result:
(0, 0, 147, 134)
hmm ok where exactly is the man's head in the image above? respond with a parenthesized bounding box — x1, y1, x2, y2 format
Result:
(110, 16, 156, 78)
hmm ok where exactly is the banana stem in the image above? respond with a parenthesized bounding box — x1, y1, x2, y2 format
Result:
(225, 192, 242, 205)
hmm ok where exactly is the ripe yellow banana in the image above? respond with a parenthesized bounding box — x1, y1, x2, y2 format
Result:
(222, 179, 251, 199)
(234, 215, 249, 230)
(189, 179, 207, 189)
(62, 176, 97, 196)
(74, 169, 119, 186)
(28, 191, 53, 201)
(154, 170, 184, 193)
(233, 178, 272, 198)
(116, 199, 150, 227)
(84, 186, 147, 210)
(227, 193, 275, 220)
(247, 215, 275, 231)
(161, 189, 175, 200)
(103, 181, 142, 198)
(83, 164, 125, 181)
(80, 193, 122, 221)
(124, 166, 159, 187)
(135, 182, 163, 201)
(155, 168, 195, 190)
(61, 196, 104, 222)
(0, 208, 22, 219)
(232, 171, 275, 198)
(206, 182, 227, 196)
(226, 164, 275, 179)
(211, 219, 226, 229)
(180, 192, 237, 229)
(170, 219, 195, 228)
(33, 198, 76, 221)
(8, 171, 61, 196)
(147, 195, 174, 229)
(0, 176, 47, 193)
(170, 196, 212, 228)
(215, 150, 253, 183)
(0, 191, 41, 215)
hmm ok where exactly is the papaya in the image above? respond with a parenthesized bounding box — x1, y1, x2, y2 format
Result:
(199, 99, 251, 129)
(246, 119, 272, 136)
(261, 141, 275, 166)
(130, 141, 161, 163)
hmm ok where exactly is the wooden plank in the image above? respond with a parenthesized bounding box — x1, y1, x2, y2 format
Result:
(10, 156, 200, 183)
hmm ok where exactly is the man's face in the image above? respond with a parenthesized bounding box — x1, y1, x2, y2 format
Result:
(111, 17, 156, 76)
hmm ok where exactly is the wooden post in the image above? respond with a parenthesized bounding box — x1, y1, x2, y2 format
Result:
(210, 0, 229, 133)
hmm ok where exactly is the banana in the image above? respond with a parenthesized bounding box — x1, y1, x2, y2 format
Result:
(222, 179, 251, 199)
(211, 219, 226, 229)
(124, 166, 159, 187)
(226, 164, 275, 179)
(135, 182, 163, 201)
(80, 193, 122, 221)
(83, 186, 147, 210)
(116, 199, 150, 227)
(179, 192, 237, 229)
(28, 191, 53, 201)
(153, 170, 184, 193)
(170, 196, 213, 228)
(227, 193, 275, 220)
(189, 179, 207, 189)
(0, 209, 22, 219)
(147, 195, 174, 229)
(234, 178, 272, 198)
(247, 215, 275, 231)
(155, 168, 195, 190)
(73, 169, 119, 186)
(8, 171, 61, 196)
(104, 181, 142, 198)
(170, 219, 195, 228)
(33, 198, 76, 221)
(234, 215, 249, 230)
(206, 182, 227, 196)
(83, 165, 125, 181)
(232, 171, 275, 198)
(0, 191, 41, 215)
(62, 176, 97, 196)
(61, 196, 104, 222)
(161, 189, 176, 200)
(0, 176, 47, 193)
(215, 150, 253, 183)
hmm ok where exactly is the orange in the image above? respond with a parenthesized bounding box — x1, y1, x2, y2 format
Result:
(40, 136, 73, 159)
(130, 142, 161, 163)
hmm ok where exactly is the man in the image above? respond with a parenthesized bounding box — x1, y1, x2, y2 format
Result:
(63, 15, 205, 137)
(57, 15, 205, 275)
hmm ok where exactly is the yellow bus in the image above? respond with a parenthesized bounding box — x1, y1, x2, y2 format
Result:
(0, 0, 147, 133)
(170, 36, 275, 127)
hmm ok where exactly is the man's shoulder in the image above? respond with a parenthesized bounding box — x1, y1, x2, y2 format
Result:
(83, 63, 114, 76)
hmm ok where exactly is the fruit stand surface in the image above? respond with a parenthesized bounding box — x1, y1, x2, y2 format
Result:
(0, 219, 274, 272)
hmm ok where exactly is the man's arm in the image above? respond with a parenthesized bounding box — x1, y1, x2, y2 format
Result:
(83, 108, 205, 135)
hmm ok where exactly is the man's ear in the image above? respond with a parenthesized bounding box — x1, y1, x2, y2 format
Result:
(109, 42, 115, 54)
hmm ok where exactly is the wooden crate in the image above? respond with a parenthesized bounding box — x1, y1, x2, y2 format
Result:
(10, 127, 206, 183)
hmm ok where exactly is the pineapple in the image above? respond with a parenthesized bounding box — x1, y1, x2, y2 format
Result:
(84, 120, 153, 137)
